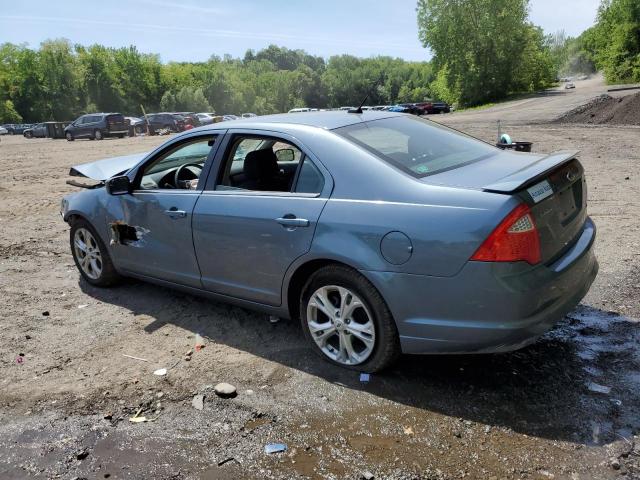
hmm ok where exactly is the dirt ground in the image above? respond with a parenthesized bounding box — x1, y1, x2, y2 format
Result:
(1, 77, 639, 479)
(555, 91, 640, 126)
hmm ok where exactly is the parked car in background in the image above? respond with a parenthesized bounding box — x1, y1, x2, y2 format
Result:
(23, 123, 49, 138)
(137, 113, 187, 135)
(0, 125, 8, 135)
(196, 113, 215, 125)
(124, 116, 144, 136)
(565, 82, 576, 89)
(175, 112, 201, 129)
(61, 111, 598, 372)
(400, 103, 427, 115)
(388, 104, 422, 115)
(65, 113, 128, 141)
(241, 113, 258, 118)
(221, 114, 239, 121)
(4, 123, 33, 135)
(414, 100, 451, 114)
(288, 108, 311, 113)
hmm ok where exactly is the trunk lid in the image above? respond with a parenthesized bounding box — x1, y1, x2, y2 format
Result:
(525, 158, 588, 263)
(422, 149, 587, 263)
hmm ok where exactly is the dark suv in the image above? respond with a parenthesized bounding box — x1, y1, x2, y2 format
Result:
(137, 113, 187, 135)
(65, 113, 128, 141)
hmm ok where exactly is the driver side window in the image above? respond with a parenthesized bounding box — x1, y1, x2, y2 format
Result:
(138, 137, 216, 190)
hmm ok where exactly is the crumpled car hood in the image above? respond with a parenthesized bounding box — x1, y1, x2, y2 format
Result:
(69, 152, 148, 180)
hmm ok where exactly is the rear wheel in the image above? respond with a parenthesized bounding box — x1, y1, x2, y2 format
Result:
(94, 129, 103, 140)
(70, 218, 121, 287)
(300, 265, 400, 372)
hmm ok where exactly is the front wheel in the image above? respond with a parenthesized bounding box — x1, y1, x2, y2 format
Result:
(300, 265, 400, 372)
(70, 219, 121, 287)
(94, 129, 103, 140)
(65, 132, 74, 141)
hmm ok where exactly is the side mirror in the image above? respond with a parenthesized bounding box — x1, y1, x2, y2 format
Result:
(106, 175, 132, 195)
(275, 148, 295, 162)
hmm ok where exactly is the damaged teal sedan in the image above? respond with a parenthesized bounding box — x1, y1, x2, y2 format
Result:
(61, 111, 598, 371)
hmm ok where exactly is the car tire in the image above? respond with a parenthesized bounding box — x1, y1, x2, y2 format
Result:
(300, 265, 400, 372)
(94, 129, 103, 140)
(65, 132, 74, 141)
(70, 218, 121, 287)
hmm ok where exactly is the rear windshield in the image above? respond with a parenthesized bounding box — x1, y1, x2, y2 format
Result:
(106, 114, 124, 122)
(335, 116, 496, 177)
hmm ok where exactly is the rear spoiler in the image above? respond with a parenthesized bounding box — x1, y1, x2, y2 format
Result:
(483, 150, 579, 194)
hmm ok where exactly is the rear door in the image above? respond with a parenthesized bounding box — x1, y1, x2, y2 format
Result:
(192, 130, 332, 306)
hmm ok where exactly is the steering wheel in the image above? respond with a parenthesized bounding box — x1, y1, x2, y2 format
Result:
(174, 163, 203, 189)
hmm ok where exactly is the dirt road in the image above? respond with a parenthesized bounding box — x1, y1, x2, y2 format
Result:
(1, 83, 639, 479)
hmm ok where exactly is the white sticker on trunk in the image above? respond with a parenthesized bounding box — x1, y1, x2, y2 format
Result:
(527, 180, 553, 203)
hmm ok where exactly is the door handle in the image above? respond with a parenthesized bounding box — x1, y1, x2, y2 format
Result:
(164, 208, 187, 219)
(276, 216, 310, 228)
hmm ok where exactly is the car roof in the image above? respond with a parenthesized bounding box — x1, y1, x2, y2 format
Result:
(194, 110, 405, 132)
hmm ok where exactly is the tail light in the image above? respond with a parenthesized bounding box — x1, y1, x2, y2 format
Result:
(471, 203, 541, 265)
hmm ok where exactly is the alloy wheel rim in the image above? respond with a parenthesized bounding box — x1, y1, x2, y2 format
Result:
(73, 228, 102, 280)
(306, 285, 376, 365)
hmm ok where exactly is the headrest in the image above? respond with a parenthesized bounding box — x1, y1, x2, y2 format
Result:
(244, 148, 279, 179)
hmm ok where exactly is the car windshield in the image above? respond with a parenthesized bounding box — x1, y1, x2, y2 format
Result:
(335, 116, 496, 178)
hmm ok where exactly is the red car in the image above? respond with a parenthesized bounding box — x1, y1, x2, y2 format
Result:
(414, 101, 451, 114)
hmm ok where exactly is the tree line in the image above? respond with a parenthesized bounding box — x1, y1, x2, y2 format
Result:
(1, 0, 638, 123)
(0, 42, 433, 123)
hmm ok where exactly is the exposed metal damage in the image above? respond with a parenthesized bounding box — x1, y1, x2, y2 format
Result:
(109, 221, 150, 247)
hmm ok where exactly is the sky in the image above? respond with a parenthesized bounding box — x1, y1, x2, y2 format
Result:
(0, 0, 601, 63)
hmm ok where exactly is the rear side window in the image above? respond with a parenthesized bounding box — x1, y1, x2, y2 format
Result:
(295, 158, 324, 194)
(335, 116, 495, 178)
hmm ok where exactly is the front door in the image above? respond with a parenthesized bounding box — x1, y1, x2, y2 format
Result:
(193, 132, 331, 305)
(111, 134, 220, 287)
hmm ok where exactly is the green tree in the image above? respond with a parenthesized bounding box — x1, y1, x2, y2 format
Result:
(591, 0, 640, 82)
(417, 0, 555, 106)
(174, 86, 212, 112)
(38, 39, 83, 120)
(160, 90, 176, 111)
(0, 99, 22, 122)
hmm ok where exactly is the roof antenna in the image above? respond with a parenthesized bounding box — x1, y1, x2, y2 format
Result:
(348, 74, 385, 114)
